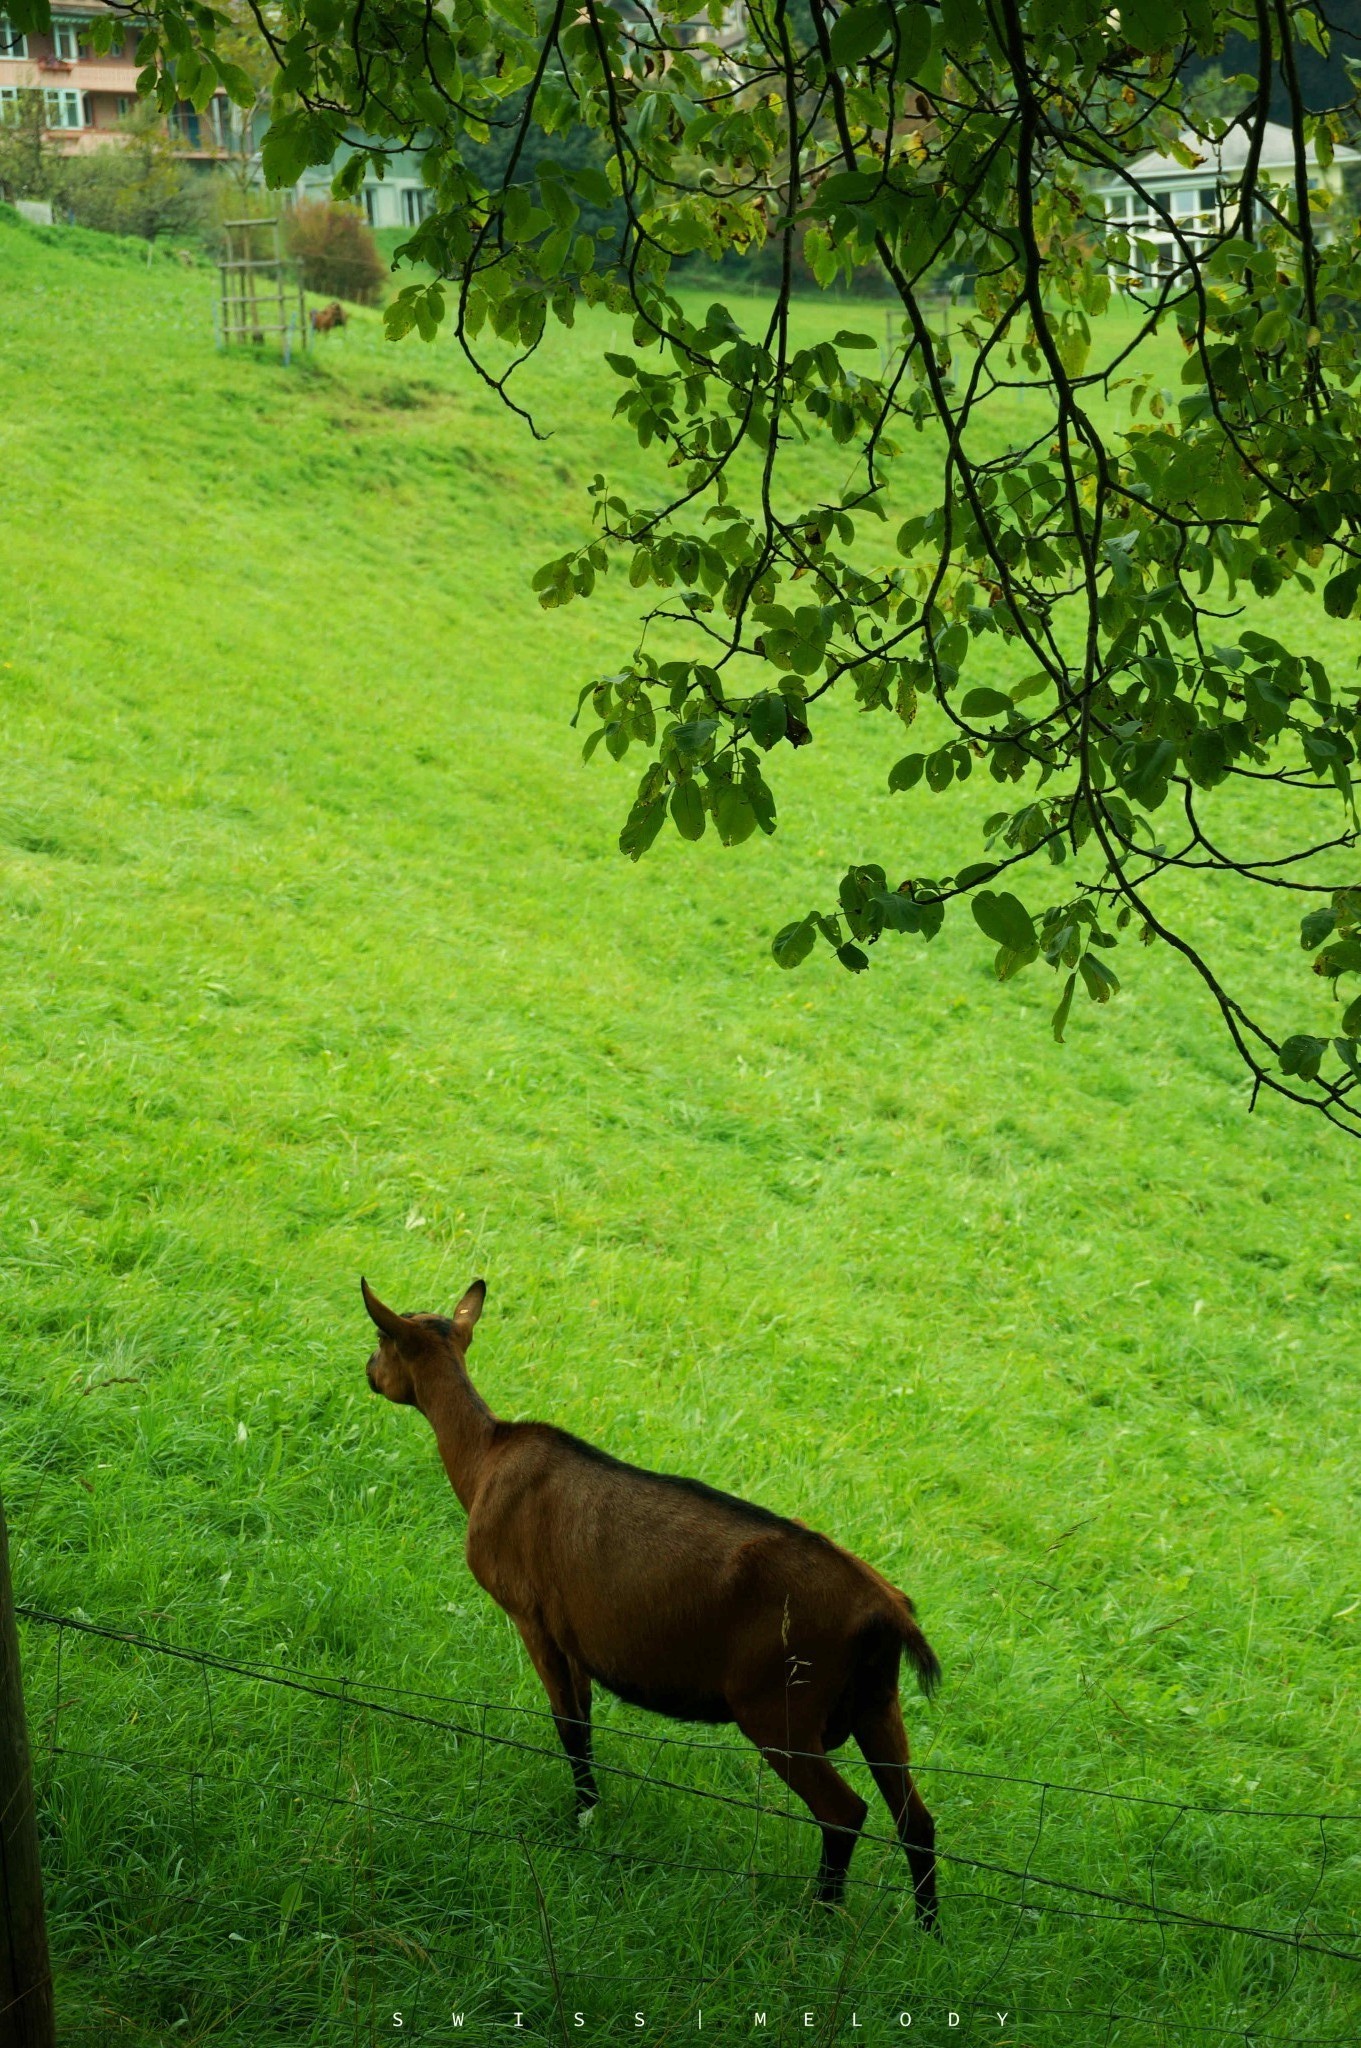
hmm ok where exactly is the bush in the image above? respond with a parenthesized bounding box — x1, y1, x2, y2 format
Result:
(58, 135, 207, 243)
(0, 96, 208, 241)
(284, 199, 386, 305)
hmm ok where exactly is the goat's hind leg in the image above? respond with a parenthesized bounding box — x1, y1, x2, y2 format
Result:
(735, 1702, 868, 1906)
(513, 1615, 600, 1814)
(853, 1694, 938, 1932)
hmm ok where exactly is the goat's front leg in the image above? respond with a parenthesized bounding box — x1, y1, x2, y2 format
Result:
(566, 1656, 597, 1806)
(513, 1614, 600, 1813)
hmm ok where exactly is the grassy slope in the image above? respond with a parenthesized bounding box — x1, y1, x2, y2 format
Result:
(2, 208, 1360, 2043)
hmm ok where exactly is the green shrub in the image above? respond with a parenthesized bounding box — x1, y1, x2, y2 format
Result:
(58, 134, 208, 242)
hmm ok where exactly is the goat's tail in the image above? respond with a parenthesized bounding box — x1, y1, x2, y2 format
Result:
(894, 1594, 942, 1699)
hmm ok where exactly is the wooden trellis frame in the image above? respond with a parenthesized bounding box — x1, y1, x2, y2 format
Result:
(216, 217, 307, 363)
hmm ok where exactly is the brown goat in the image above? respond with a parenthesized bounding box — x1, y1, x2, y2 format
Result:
(310, 300, 347, 333)
(361, 1276, 940, 1924)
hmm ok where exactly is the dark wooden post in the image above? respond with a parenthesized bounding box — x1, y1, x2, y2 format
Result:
(0, 1490, 55, 2047)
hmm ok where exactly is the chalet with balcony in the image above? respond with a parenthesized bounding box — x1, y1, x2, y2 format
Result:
(1, 1, 435, 225)
(0, 0, 231, 158)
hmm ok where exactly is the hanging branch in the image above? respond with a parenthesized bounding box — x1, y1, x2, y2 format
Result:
(26, 0, 1358, 1132)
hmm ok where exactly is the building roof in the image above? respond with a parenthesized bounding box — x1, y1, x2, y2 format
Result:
(1109, 119, 1360, 187)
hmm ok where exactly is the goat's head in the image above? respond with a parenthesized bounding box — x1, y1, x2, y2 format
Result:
(360, 1275, 486, 1407)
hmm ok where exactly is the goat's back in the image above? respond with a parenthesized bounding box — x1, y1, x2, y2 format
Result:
(465, 1425, 928, 1724)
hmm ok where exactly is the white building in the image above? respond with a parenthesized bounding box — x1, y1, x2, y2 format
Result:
(294, 147, 434, 232)
(1095, 120, 1360, 280)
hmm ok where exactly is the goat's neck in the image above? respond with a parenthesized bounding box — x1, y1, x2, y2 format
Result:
(419, 1355, 496, 1511)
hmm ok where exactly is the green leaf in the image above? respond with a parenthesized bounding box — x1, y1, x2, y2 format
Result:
(260, 109, 338, 188)
(818, 170, 880, 204)
(212, 58, 257, 108)
(1322, 568, 1361, 620)
(745, 691, 789, 749)
(280, 1878, 304, 1930)
(1187, 727, 1229, 787)
(1118, 0, 1181, 51)
(896, 0, 932, 71)
(828, 0, 892, 66)
(744, 767, 777, 835)
(1251, 308, 1290, 355)
(960, 686, 1013, 718)
(714, 784, 757, 846)
(1316, 939, 1361, 978)
(772, 917, 816, 969)
(538, 226, 573, 277)
(670, 779, 706, 841)
(1052, 971, 1077, 1043)
(888, 753, 924, 792)
(1120, 737, 1179, 808)
(972, 889, 1034, 953)
(1078, 953, 1120, 1003)
(669, 717, 718, 761)
(1300, 907, 1336, 950)
(837, 942, 870, 972)
(568, 165, 616, 209)
(1279, 1033, 1327, 1080)
(619, 797, 667, 862)
(832, 329, 878, 349)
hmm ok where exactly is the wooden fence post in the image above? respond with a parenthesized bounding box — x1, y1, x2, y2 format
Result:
(0, 1490, 55, 2047)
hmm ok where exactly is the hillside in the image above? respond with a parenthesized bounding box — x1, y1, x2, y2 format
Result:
(2, 208, 1359, 2044)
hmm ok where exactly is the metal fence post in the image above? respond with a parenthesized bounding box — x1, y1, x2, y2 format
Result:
(0, 1490, 55, 2048)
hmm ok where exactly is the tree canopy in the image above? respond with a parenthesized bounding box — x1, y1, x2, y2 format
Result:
(15, 0, 1361, 1135)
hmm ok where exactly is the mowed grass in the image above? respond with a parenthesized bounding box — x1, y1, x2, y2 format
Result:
(2, 208, 1361, 2046)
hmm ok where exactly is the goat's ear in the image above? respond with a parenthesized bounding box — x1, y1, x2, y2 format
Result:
(452, 1278, 487, 1345)
(361, 1277, 413, 1344)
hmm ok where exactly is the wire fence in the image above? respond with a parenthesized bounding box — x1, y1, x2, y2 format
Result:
(16, 1604, 1361, 2047)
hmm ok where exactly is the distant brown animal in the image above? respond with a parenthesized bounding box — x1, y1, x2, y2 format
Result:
(361, 1277, 941, 1924)
(310, 300, 347, 333)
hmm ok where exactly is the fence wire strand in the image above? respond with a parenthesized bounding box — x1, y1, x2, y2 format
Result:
(16, 1605, 1361, 2044)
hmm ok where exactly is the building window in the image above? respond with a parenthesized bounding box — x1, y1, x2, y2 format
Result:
(0, 12, 27, 55)
(400, 186, 432, 227)
(51, 18, 81, 60)
(116, 93, 131, 115)
(361, 186, 376, 225)
(44, 87, 84, 127)
(0, 84, 21, 121)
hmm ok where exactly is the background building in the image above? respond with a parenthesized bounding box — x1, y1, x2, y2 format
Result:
(293, 144, 434, 232)
(1096, 121, 1360, 280)
(0, 0, 232, 161)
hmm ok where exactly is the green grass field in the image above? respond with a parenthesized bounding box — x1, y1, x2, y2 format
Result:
(2, 206, 1360, 2047)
